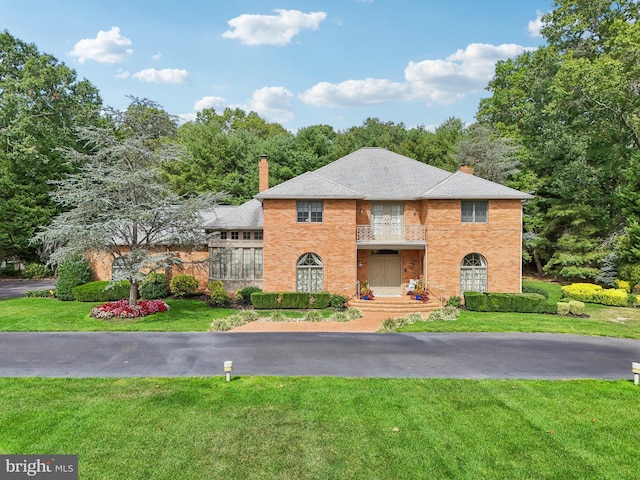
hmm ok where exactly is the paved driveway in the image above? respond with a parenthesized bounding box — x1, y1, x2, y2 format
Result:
(1, 331, 639, 379)
(0, 279, 56, 300)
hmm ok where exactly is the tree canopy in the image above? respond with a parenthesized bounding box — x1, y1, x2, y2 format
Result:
(33, 98, 225, 304)
(0, 30, 103, 264)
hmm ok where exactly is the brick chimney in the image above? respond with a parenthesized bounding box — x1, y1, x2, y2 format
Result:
(259, 154, 269, 192)
(459, 165, 474, 175)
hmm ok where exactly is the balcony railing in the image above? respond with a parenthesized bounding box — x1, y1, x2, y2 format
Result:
(356, 224, 426, 243)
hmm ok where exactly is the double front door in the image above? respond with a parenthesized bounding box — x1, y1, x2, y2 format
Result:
(368, 253, 401, 295)
(371, 203, 404, 241)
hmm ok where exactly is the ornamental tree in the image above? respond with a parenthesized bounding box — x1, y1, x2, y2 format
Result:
(33, 97, 226, 306)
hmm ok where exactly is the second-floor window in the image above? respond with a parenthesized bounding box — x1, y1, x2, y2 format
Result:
(297, 201, 323, 223)
(461, 201, 488, 223)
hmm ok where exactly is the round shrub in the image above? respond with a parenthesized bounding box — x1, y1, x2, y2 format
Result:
(269, 311, 286, 321)
(346, 308, 363, 320)
(22, 263, 52, 279)
(238, 286, 262, 305)
(568, 300, 585, 316)
(170, 274, 199, 297)
(329, 294, 348, 309)
(557, 302, 570, 316)
(207, 280, 230, 306)
(445, 295, 463, 307)
(56, 254, 92, 301)
(140, 273, 169, 299)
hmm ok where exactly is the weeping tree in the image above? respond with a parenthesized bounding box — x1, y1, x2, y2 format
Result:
(33, 97, 226, 306)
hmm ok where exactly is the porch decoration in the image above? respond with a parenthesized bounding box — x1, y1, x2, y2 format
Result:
(360, 281, 375, 300)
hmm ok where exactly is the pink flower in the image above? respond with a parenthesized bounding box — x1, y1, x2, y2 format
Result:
(91, 299, 169, 319)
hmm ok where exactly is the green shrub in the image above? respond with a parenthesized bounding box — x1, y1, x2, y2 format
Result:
(169, 274, 199, 297)
(406, 312, 423, 323)
(56, 254, 93, 301)
(346, 308, 362, 320)
(207, 280, 230, 306)
(309, 292, 331, 309)
(269, 311, 286, 321)
(463, 291, 552, 313)
(380, 317, 411, 332)
(561, 283, 602, 303)
(251, 292, 281, 309)
(521, 284, 550, 299)
(236, 310, 259, 322)
(24, 289, 55, 298)
(209, 314, 247, 332)
(238, 286, 262, 305)
(329, 294, 348, 309)
(428, 306, 461, 321)
(568, 300, 585, 316)
(140, 273, 169, 299)
(22, 263, 52, 279)
(616, 280, 631, 293)
(281, 292, 310, 309)
(303, 310, 323, 322)
(445, 296, 462, 307)
(557, 302, 570, 316)
(628, 294, 639, 308)
(0, 265, 21, 278)
(331, 311, 349, 322)
(72, 281, 130, 302)
(593, 288, 628, 307)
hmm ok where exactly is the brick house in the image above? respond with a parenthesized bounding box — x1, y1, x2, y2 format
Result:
(205, 147, 532, 300)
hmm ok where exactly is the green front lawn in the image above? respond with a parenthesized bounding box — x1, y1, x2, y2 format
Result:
(0, 298, 233, 331)
(401, 278, 640, 338)
(1, 377, 638, 479)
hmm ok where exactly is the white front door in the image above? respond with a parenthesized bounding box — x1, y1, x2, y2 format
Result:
(369, 253, 401, 295)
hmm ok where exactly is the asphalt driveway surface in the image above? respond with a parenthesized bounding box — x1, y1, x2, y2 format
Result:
(0, 279, 56, 299)
(1, 331, 639, 379)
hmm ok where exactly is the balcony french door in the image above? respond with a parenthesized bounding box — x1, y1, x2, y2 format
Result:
(371, 203, 404, 241)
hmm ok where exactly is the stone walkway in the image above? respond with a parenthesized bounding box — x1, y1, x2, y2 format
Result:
(231, 311, 390, 332)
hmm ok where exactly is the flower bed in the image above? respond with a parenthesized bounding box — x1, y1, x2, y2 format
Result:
(90, 299, 169, 319)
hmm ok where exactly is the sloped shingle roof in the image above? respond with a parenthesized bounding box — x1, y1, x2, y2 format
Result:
(203, 199, 263, 230)
(256, 147, 532, 201)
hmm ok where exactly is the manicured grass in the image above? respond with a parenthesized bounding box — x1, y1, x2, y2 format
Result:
(0, 377, 638, 479)
(402, 278, 640, 338)
(0, 298, 234, 331)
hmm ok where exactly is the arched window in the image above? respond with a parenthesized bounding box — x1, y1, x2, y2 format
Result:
(296, 253, 323, 293)
(460, 253, 487, 294)
(112, 257, 126, 281)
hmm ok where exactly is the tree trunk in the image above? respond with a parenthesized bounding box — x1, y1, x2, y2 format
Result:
(129, 280, 139, 307)
(533, 249, 545, 277)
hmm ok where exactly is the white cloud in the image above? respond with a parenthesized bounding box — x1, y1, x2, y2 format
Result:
(248, 86, 294, 123)
(132, 68, 189, 84)
(300, 43, 535, 108)
(152, 52, 162, 61)
(528, 11, 545, 38)
(300, 78, 408, 107)
(177, 113, 196, 124)
(193, 96, 227, 111)
(68, 26, 133, 64)
(222, 9, 327, 46)
(115, 69, 130, 79)
(406, 43, 534, 104)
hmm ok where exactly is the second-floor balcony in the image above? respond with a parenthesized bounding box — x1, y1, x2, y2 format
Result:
(356, 224, 426, 246)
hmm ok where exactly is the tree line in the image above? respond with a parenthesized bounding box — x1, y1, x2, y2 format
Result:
(2, 0, 640, 288)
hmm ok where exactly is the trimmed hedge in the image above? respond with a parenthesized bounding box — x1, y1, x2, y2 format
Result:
(464, 291, 556, 313)
(251, 292, 281, 309)
(561, 283, 634, 307)
(250, 291, 332, 309)
(310, 292, 331, 309)
(521, 284, 549, 299)
(72, 281, 130, 302)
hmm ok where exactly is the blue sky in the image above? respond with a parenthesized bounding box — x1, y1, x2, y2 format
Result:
(1, 0, 552, 131)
